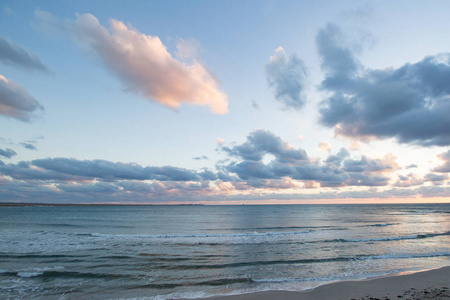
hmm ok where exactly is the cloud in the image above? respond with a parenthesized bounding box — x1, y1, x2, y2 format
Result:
(424, 172, 448, 185)
(192, 155, 208, 161)
(393, 173, 424, 187)
(0, 74, 44, 122)
(220, 130, 398, 187)
(32, 9, 65, 37)
(317, 23, 450, 146)
(216, 137, 225, 146)
(34, 11, 228, 114)
(405, 164, 418, 169)
(222, 129, 307, 162)
(0, 35, 49, 72)
(0, 148, 16, 158)
(434, 149, 450, 172)
(0, 158, 203, 182)
(176, 38, 202, 60)
(20, 142, 37, 151)
(57, 182, 119, 193)
(318, 141, 331, 153)
(266, 47, 308, 109)
(416, 186, 450, 198)
(342, 153, 399, 173)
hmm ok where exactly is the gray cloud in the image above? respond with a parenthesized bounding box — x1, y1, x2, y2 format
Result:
(220, 130, 398, 187)
(434, 149, 450, 172)
(0, 129, 446, 203)
(57, 182, 119, 193)
(20, 142, 37, 151)
(0, 160, 83, 181)
(266, 47, 308, 110)
(416, 186, 450, 198)
(393, 173, 424, 187)
(192, 155, 208, 161)
(318, 23, 450, 146)
(405, 164, 418, 169)
(0, 148, 16, 158)
(222, 129, 307, 162)
(0, 158, 203, 182)
(0, 35, 49, 72)
(424, 172, 448, 184)
(0, 74, 44, 122)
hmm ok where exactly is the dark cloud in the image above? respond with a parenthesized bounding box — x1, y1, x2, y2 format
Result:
(220, 130, 398, 187)
(57, 182, 119, 193)
(0, 148, 16, 158)
(434, 149, 450, 172)
(316, 24, 359, 82)
(0, 129, 446, 203)
(318, 23, 450, 146)
(20, 142, 37, 151)
(266, 47, 308, 110)
(0, 160, 83, 181)
(31, 158, 201, 182)
(222, 129, 307, 162)
(199, 170, 217, 180)
(0, 158, 203, 182)
(0, 74, 44, 122)
(0, 35, 49, 72)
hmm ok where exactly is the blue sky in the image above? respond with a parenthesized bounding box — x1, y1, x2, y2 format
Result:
(1, 0, 450, 204)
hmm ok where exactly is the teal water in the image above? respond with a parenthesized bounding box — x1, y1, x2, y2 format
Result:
(0, 204, 449, 299)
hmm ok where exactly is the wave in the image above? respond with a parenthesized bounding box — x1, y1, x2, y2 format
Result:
(57, 229, 450, 247)
(1, 270, 131, 280)
(149, 252, 450, 270)
(329, 231, 450, 243)
(206, 225, 343, 231)
(362, 223, 399, 227)
(65, 230, 313, 245)
(85, 230, 312, 239)
(0, 253, 76, 259)
(126, 278, 255, 290)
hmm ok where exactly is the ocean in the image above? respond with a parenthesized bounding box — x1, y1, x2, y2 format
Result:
(0, 204, 449, 299)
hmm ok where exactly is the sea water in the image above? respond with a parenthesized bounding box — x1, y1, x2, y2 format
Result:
(0, 204, 449, 299)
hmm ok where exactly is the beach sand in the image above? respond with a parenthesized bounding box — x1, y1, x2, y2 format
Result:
(183, 267, 450, 300)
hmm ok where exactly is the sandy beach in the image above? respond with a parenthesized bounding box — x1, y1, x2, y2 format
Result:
(186, 267, 450, 300)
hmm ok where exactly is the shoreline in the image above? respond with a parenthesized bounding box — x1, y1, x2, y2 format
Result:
(181, 267, 450, 300)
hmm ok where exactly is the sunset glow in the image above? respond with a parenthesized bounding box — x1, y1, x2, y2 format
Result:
(1, 1, 449, 204)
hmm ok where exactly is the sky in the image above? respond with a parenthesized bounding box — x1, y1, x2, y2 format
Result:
(1, 0, 450, 204)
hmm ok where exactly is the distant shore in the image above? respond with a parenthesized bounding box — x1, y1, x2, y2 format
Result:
(184, 267, 450, 300)
(0, 202, 204, 207)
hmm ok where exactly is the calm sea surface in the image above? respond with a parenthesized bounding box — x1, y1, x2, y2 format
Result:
(0, 204, 449, 299)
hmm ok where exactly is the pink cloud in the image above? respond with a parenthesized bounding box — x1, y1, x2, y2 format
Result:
(36, 11, 228, 114)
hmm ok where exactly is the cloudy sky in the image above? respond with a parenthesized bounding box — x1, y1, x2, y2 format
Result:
(1, 0, 450, 204)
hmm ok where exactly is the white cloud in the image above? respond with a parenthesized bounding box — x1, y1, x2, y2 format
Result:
(217, 137, 225, 146)
(318, 141, 331, 153)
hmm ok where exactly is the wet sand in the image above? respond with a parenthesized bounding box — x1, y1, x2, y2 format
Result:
(184, 267, 450, 300)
